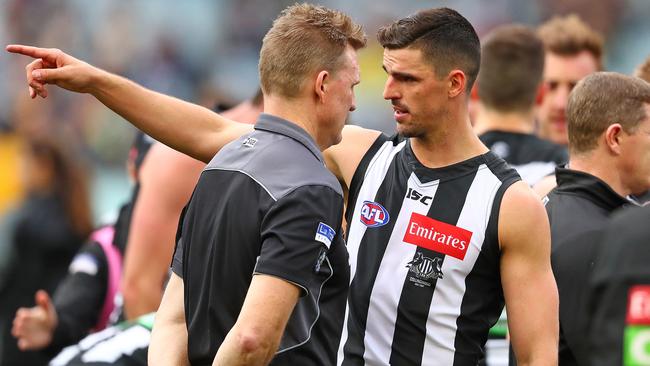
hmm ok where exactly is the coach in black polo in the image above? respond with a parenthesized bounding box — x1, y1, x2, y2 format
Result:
(171, 113, 349, 365)
(154, 5, 364, 365)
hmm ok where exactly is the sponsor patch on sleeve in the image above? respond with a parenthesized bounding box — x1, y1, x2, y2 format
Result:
(315, 222, 336, 249)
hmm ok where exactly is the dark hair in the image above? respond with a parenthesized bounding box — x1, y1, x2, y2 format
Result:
(478, 24, 545, 112)
(568, 72, 650, 154)
(26, 137, 92, 238)
(377, 7, 480, 92)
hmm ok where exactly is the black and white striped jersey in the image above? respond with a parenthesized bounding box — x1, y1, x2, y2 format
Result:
(338, 134, 520, 366)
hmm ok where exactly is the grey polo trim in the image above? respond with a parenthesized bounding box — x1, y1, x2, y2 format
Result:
(203, 167, 277, 201)
(275, 256, 333, 355)
(254, 113, 324, 164)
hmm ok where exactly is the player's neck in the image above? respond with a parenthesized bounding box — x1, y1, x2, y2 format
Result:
(569, 153, 630, 197)
(410, 116, 488, 169)
(473, 104, 535, 135)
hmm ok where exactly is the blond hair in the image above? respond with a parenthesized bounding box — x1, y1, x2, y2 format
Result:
(259, 3, 366, 98)
(537, 14, 604, 70)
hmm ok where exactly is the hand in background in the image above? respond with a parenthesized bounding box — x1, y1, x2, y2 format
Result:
(12, 289, 59, 351)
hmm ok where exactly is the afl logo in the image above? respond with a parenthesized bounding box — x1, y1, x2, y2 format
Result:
(360, 201, 390, 227)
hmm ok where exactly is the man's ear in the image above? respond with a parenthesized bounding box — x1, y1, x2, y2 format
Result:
(314, 70, 330, 103)
(604, 123, 624, 155)
(448, 69, 467, 98)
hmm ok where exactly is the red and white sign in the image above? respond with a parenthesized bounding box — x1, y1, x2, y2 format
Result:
(627, 286, 650, 325)
(403, 212, 473, 260)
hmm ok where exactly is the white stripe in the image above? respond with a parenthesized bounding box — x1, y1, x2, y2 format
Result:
(337, 139, 406, 363)
(80, 325, 150, 363)
(363, 173, 440, 365)
(421, 165, 502, 364)
(204, 167, 277, 201)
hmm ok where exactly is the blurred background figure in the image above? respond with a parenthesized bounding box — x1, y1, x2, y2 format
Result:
(536, 14, 604, 146)
(0, 136, 92, 366)
(475, 24, 567, 186)
(636, 55, 650, 82)
(633, 55, 650, 205)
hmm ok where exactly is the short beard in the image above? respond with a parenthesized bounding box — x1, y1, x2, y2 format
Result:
(397, 124, 426, 139)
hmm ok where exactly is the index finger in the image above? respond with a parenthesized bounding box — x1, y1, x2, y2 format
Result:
(6, 45, 57, 62)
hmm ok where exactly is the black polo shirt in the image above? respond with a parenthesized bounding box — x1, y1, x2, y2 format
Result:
(588, 206, 650, 366)
(545, 167, 636, 366)
(172, 114, 348, 365)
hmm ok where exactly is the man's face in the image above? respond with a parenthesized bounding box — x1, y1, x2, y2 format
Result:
(323, 45, 360, 146)
(537, 50, 599, 145)
(620, 104, 650, 195)
(382, 47, 449, 138)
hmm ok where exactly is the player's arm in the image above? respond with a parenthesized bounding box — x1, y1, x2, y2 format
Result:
(499, 181, 559, 365)
(5, 45, 251, 163)
(213, 275, 300, 366)
(532, 174, 557, 199)
(121, 143, 204, 320)
(149, 272, 189, 366)
(324, 125, 381, 186)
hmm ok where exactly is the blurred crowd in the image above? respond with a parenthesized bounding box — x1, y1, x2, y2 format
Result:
(1, 1, 650, 365)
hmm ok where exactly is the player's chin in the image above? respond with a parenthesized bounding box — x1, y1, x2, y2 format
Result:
(396, 124, 419, 138)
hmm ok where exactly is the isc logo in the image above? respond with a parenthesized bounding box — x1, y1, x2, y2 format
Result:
(406, 188, 433, 205)
(360, 201, 390, 227)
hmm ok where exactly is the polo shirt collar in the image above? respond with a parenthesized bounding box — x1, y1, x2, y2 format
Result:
(554, 166, 640, 209)
(254, 113, 324, 163)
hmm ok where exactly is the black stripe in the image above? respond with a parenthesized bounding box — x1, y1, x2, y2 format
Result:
(342, 152, 410, 365)
(389, 169, 478, 365)
(452, 160, 520, 365)
(345, 133, 392, 228)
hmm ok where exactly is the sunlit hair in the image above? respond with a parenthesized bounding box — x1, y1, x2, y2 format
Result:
(259, 3, 366, 98)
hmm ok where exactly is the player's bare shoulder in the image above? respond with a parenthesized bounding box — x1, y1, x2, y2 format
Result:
(498, 181, 551, 251)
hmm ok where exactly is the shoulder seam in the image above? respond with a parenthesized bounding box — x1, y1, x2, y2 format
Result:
(203, 167, 278, 201)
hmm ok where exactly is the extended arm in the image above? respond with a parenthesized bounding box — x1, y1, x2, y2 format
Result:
(5, 45, 251, 163)
(499, 181, 559, 365)
(213, 275, 300, 366)
(323, 125, 381, 188)
(149, 272, 189, 366)
(121, 143, 204, 320)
